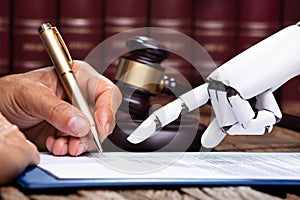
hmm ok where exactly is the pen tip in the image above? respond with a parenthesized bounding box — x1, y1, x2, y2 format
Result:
(90, 125, 103, 152)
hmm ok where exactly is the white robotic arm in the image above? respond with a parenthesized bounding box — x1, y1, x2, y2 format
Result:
(127, 23, 300, 148)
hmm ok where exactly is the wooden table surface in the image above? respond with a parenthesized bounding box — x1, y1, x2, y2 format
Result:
(1, 111, 300, 200)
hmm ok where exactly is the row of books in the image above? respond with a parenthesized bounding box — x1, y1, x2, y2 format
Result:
(1, 0, 300, 115)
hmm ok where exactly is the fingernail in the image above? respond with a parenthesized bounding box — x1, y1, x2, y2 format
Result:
(76, 143, 86, 156)
(69, 116, 88, 136)
(58, 144, 68, 156)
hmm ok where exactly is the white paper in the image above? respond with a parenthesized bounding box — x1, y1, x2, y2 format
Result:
(39, 152, 300, 180)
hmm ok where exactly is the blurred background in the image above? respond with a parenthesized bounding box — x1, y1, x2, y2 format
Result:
(1, 0, 300, 117)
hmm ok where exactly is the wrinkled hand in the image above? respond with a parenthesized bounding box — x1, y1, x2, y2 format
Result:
(0, 113, 39, 184)
(0, 61, 122, 156)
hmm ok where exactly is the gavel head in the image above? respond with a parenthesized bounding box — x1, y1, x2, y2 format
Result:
(114, 36, 170, 118)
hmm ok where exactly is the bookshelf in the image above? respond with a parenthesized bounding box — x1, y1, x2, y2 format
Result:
(1, 0, 300, 116)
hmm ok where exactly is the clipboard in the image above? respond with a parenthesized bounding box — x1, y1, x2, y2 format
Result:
(17, 152, 300, 189)
(17, 166, 300, 189)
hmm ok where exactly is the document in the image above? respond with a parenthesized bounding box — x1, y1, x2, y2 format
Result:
(39, 152, 300, 181)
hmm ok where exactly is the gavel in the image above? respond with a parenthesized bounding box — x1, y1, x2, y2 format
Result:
(102, 36, 207, 152)
(114, 36, 191, 119)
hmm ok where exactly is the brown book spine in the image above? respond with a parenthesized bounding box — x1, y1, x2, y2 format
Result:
(12, 0, 56, 73)
(280, 0, 300, 116)
(193, 0, 238, 68)
(149, 0, 196, 86)
(103, 0, 148, 81)
(237, 0, 281, 52)
(0, 0, 10, 76)
(59, 0, 103, 61)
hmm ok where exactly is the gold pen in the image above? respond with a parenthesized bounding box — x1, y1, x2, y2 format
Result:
(38, 23, 103, 152)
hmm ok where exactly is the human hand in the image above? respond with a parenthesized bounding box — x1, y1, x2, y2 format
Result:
(0, 113, 40, 184)
(0, 61, 122, 156)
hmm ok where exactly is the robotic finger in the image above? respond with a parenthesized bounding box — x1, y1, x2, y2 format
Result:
(227, 110, 275, 135)
(201, 118, 227, 148)
(127, 83, 209, 144)
(255, 90, 282, 120)
(208, 88, 237, 127)
(207, 79, 255, 129)
(225, 90, 280, 136)
(201, 80, 258, 148)
(127, 98, 184, 144)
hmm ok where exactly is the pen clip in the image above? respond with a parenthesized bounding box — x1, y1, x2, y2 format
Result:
(53, 27, 74, 66)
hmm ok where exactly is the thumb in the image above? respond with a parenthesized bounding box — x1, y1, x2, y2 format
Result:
(25, 87, 91, 137)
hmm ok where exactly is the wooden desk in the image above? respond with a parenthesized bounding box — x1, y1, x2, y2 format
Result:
(1, 119, 299, 200)
(1, 185, 299, 200)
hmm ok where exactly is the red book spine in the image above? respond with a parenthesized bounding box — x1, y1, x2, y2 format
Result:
(193, 0, 238, 68)
(103, 0, 148, 81)
(149, 0, 196, 86)
(105, 0, 147, 38)
(280, 0, 300, 116)
(282, 0, 300, 27)
(237, 0, 281, 52)
(281, 77, 300, 116)
(0, 0, 10, 76)
(59, 0, 103, 61)
(12, 0, 56, 73)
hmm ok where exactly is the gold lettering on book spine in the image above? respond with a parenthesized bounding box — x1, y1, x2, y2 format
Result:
(195, 20, 236, 37)
(203, 43, 227, 53)
(23, 43, 45, 52)
(68, 41, 95, 51)
(13, 60, 51, 69)
(60, 18, 102, 27)
(106, 17, 146, 26)
(239, 21, 279, 37)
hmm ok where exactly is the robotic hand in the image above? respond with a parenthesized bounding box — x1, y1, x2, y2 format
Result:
(127, 23, 300, 148)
